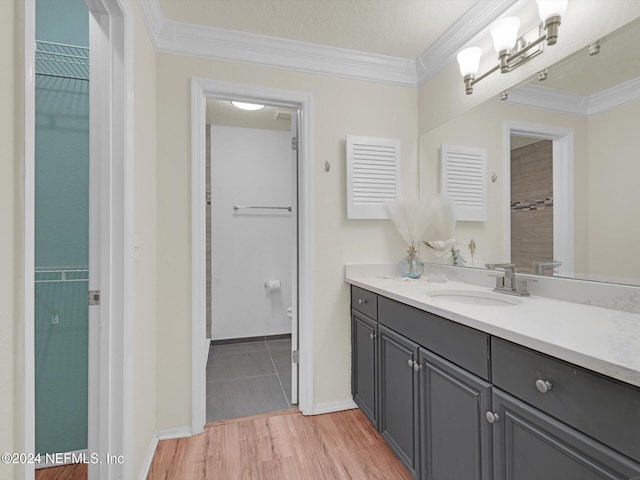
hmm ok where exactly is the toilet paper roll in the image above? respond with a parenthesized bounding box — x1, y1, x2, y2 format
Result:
(264, 280, 281, 292)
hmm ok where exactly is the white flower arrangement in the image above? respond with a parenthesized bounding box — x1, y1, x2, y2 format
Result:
(386, 196, 456, 277)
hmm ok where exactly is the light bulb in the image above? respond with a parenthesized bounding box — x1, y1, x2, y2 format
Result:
(456, 47, 482, 77)
(490, 16, 520, 53)
(536, 0, 568, 21)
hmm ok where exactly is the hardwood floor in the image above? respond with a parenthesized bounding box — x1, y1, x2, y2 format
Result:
(148, 408, 412, 480)
(35, 463, 87, 480)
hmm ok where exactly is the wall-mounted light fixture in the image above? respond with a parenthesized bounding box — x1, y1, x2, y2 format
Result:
(456, 0, 568, 95)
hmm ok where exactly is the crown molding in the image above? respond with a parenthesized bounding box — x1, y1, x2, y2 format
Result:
(505, 84, 587, 115)
(588, 76, 640, 115)
(416, 0, 525, 86)
(136, 0, 164, 51)
(505, 77, 640, 116)
(136, 0, 531, 88)
(137, 0, 417, 86)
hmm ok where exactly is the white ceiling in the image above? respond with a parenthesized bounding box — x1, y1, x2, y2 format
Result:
(158, 0, 477, 58)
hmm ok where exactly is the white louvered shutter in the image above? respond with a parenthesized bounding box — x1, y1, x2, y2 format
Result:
(346, 135, 401, 219)
(441, 144, 487, 222)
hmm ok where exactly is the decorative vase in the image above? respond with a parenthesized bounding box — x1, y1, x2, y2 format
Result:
(398, 244, 424, 279)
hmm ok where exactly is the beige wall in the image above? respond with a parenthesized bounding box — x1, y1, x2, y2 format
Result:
(587, 100, 640, 279)
(129, 1, 158, 477)
(155, 54, 417, 429)
(2, 0, 18, 477)
(419, 99, 588, 269)
(418, 0, 640, 135)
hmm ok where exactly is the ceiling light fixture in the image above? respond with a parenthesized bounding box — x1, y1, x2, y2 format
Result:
(230, 101, 266, 111)
(456, 0, 568, 95)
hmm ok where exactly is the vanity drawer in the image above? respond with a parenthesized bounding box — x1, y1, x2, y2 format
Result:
(351, 286, 377, 320)
(378, 296, 489, 380)
(492, 337, 640, 462)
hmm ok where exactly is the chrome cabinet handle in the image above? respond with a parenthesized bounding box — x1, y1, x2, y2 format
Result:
(413, 361, 422, 372)
(485, 411, 500, 424)
(535, 379, 553, 394)
(408, 359, 414, 368)
(358, 298, 367, 305)
(369, 332, 376, 340)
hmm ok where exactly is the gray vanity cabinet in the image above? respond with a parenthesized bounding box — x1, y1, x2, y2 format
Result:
(378, 324, 420, 478)
(491, 389, 640, 480)
(350, 286, 640, 480)
(418, 348, 492, 480)
(351, 310, 378, 428)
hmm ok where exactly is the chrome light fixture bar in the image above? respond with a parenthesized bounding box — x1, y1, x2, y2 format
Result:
(457, 0, 568, 95)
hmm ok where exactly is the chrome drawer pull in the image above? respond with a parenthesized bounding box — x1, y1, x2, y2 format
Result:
(485, 411, 500, 424)
(535, 379, 553, 394)
(369, 333, 376, 340)
(358, 298, 367, 305)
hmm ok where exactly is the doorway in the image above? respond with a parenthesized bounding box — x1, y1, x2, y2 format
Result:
(190, 79, 314, 434)
(25, 0, 131, 479)
(33, 0, 91, 473)
(503, 121, 575, 275)
(205, 100, 298, 421)
(509, 137, 554, 273)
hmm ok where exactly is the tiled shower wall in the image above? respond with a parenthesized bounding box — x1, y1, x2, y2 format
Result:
(510, 139, 553, 274)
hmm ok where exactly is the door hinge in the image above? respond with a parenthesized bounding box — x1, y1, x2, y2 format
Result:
(88, 290, 101, 306)
(291, 137, 298, 150)
(292, 350, 299, 364)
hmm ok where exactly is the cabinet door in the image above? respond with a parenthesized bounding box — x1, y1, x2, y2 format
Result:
(352, 311, 378, 427)
(419, 348, 492, 480)
(492, 389, 640, 480)
(379, 325, 420, 478)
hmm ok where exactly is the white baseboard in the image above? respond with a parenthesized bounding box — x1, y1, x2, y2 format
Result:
(157, 426, 193, 440)
(309, 399, 358, 415)
(138, 435, 159, 480)
(137, 427, 192, 479)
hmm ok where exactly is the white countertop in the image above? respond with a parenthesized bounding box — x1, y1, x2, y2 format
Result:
(346, 271, 640, 389)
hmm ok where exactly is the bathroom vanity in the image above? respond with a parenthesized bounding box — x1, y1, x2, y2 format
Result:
(346, 269, 640, 480)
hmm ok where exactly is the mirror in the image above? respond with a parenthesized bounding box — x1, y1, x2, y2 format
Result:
(419, 17, 640, 286)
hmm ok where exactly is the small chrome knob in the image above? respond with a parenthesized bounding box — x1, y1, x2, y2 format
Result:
(358, 298, 367, 305)
(535, 379, 553, 394)
(369, 333, 376, 340)
(408, 359, 414, 368)
(485, 411, 500, 424)
(413, 361, 422, 372)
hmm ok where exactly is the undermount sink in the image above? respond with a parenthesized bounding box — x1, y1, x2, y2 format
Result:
(427, 289, 523, 306)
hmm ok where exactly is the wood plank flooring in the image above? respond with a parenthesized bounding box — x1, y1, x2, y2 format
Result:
(35, 463, 86, 480)
(148, 408, 412, 480)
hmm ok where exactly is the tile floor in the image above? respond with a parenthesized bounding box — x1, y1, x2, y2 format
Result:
(206, 337, 292, 423)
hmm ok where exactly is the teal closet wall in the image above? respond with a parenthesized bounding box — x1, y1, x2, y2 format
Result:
(35, 0, 90, 455)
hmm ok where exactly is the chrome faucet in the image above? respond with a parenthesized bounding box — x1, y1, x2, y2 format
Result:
(486, 263, 531, 297)
(533, 261, 562, 276)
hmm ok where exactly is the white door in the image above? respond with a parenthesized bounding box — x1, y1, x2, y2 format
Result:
(290, 111, 299, 404)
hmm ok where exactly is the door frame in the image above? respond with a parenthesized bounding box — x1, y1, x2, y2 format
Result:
(23, 0, 133, 478)
(502, 120, 575, 273)
(190, 78, 314, 433)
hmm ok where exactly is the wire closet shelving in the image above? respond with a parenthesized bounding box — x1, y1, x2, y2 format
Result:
(35, 40, 89, 81)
